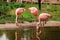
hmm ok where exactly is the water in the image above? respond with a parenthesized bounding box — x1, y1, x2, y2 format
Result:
(0, 27, 36, 40)
(0, 30, 15, 40)
(40, 27, 60, 40)
(0, 27, 60, 40)
(0, 33, 9, 40)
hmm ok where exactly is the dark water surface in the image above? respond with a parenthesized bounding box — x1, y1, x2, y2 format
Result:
(0, 27, 60, 40)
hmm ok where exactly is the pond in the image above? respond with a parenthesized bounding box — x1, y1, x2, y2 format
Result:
(0, 27, 60, 40)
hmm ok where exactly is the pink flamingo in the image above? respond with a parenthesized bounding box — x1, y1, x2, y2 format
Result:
(37, 13, 52, 40)
(28, 7, 38, 17)
(15, 8, 25, 40)
(15, 8, 25, 26)
(38, 13, 52, 26)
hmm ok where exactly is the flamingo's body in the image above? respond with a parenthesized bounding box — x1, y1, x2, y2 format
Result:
(16, 8, 25, 16)
(38, 13, 52, 26)
(37, 13, 52, 40)
(15, 8, 25, 25)
(40, 13, 52, 18)
(28, 7, 38, 17)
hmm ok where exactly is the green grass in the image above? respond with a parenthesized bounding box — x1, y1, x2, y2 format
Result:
(0, 2, 60, 23)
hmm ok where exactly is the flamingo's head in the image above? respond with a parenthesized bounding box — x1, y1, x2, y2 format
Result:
(28, 7, 38, 17)
(16, 8, 25, 15)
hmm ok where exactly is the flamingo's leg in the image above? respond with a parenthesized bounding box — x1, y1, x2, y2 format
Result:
(39, 20, 42, 26)
(16, 15, 19, 26)
(44, 19, 48, 24)
(16, 15, 18, 23)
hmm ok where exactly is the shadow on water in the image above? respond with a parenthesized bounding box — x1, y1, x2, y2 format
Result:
(0, 27, 60, 40)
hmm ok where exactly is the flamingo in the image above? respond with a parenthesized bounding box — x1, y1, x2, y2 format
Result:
(37, 13, 52, 40)
(15, 8, 25, 40)
(38, 13, 52, 26)
(28, 7, 38, 17)
(15, 8, 25, 26)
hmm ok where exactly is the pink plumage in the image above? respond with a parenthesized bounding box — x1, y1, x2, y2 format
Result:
(38, 13, 52, 21)
(15, 8, 25, 26)
(37, 13, 52, 38)
(16, 8, 25, 15)
(28, 7, 38, 17)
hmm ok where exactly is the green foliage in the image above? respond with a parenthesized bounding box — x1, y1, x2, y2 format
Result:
(0, 2, 25, 15)
(5, 15, 15, 23)
(0, 15, 5, 24)
(1, 2, 60, 23)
